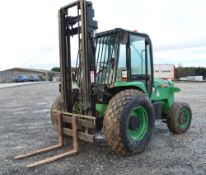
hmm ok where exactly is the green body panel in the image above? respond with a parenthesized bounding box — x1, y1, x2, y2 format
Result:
(114, 79, 181, 113)
(96, 79, 180, 118)
(113, 81, 148, 95)
(151, 79, 180, 113)
(96, 81, 148, 117)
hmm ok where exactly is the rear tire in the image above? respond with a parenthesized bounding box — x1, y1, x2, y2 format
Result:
(167, 102, 192, 134)
(103, 89, 155, 155)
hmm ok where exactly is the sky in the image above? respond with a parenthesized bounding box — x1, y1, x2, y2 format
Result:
(0, 0, 206, 70)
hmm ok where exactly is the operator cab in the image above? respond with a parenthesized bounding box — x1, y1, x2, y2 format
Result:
(95, 28, 154, 96)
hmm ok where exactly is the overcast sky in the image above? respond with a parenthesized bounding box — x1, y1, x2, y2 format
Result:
(0, 0, 206, 70)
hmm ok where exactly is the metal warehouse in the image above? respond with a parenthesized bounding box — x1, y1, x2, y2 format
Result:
(0, 67, 59, 82)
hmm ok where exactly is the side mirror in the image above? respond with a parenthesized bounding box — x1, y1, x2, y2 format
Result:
(121, 70, 128, 81)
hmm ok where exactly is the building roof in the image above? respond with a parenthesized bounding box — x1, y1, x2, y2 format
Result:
(2, 67, 56, 74)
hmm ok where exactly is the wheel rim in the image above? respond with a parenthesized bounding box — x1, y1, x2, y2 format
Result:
(128, 106, 148, 141)
(179, 107, 191, 129)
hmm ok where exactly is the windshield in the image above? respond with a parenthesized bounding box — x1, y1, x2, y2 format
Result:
(95, 34, 118, 84)
(130, 35, 146, 75)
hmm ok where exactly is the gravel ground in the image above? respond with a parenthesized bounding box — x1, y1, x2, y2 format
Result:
(0, 82, 205, 175)
(0, 82, 44, 89)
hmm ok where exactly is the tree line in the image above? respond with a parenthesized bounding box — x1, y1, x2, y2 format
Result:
(176, 67, 206, 79)
(51, 67, 76, 72)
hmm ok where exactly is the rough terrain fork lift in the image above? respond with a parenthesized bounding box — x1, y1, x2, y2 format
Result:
(15, 0, 192, 168)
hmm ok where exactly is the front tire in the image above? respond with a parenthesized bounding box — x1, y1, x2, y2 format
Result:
(103, 89, 155, 155)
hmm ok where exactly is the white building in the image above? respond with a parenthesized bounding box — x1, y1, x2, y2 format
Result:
(154, 64, 175, 80)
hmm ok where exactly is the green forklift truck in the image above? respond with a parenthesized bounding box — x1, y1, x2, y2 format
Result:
(15, 0, 192, 167)
(51, 0, 192, 154)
